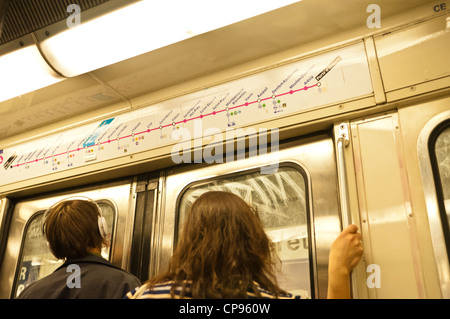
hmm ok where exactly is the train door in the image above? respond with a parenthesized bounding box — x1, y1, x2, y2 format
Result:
(152, 133, 342, 299)
(346, 95, 450, 298)
(0, 179, 134, 298)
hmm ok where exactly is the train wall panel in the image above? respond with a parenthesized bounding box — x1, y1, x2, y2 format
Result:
(375, 14, 450, 93)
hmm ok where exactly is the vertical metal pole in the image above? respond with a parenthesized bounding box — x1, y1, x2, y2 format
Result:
(336, 123, 358, 298)
(337, 123, 351, 227)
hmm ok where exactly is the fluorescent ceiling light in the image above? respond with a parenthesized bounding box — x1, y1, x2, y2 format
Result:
(40, 0, 300, 77)
(0, 44, 63, 103)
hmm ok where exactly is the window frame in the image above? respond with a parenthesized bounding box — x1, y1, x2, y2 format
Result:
(428, 120, 450, 264)
(173, 161, 314, 297)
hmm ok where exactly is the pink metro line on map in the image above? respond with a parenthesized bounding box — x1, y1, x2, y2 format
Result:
(9, 83, 317, 169)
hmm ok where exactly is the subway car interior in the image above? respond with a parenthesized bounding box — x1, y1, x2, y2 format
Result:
(0, 0, 449, 300)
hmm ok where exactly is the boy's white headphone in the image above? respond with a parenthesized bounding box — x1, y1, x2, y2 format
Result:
(42, 196, 108, 239)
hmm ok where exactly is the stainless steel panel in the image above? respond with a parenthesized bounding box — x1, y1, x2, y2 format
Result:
(351, 113, 426, 298)
(158, 134, 340, 299)
(0, 179, 133, 298)
(375, 14, 450, 92)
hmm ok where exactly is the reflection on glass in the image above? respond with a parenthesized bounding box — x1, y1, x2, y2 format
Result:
(14, 201, 115, 298)
(177, 166, 310, 297)
(14, 213, 61, 298)
(435, 126, 450, 228)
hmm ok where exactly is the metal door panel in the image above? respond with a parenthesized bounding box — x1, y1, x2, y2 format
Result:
(157, 134, 341, 299)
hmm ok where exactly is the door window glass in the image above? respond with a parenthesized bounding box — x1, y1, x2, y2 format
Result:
(13, 200, 116, 298)
(177, 165, 311, 297)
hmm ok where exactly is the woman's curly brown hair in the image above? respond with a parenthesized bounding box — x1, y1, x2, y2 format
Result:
(145, 191, 286, 298)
